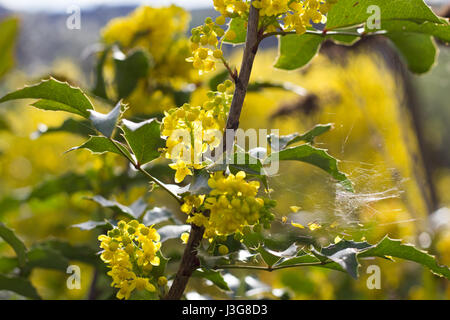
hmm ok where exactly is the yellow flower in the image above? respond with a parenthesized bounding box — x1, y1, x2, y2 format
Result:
(180, 232, 190, 244)
(291, 221, 305, 229)
(98, 220, 162, 300)
(169, 160, 193, 183)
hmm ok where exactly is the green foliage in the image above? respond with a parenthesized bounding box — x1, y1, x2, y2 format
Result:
(0, 78, 94, 118)
(88, 101, 123, 138)
(193, 269, 230, 291)
(268, 123, 333, 150)
(68, 136, 132, 158)
(158, 225, 191, 243)
(0, 275, 40, 300)
(275, 34, 324, 70)
(121, 119, 165, 165)
(265, 144, 353, 191)
(114, 48, 152, 99)
(88, 196, 147, 220)
(387, 33, 437, 74)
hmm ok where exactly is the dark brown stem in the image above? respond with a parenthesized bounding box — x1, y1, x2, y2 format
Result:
(165, 2, 261, 300)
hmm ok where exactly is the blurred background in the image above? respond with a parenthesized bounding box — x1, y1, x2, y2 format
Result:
(0, 0, 449, 300)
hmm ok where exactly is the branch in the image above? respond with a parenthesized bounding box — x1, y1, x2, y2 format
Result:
(165, 1, 261, 300)
(261, 29, 387, 41)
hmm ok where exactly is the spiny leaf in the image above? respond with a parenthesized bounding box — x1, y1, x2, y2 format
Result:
(0, 223, 27, 268)
(193, 268, 230, 291)
(326, 0, 442, 30)
(264, 144, 353, 191)
(268, 123, 333, 151)
(0, 78, 94, 118)
(114, 48, 152, 99)
(68, 136, 132, 159)
(0, 274, 40, 299)
(88, 101, 123, 138)
(71, 220, 113, 231)
(274, 34, 324, 70)
(359, 236, 450, 279)
(121, 118, 165, 165)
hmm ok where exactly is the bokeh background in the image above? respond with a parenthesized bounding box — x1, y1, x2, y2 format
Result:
(0, 0, 449, 300)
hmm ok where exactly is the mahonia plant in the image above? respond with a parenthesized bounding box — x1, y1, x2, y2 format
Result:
(0, 0, 449, 301)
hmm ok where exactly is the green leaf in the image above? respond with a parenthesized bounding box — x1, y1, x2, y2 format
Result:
(193, 268, 230, 291)
(31, 118, 96, 139)
(143, 207, 175, 226)
(0, 256, 18, 274)
(26, 246, 69, 271)
(0, 78, 94, 118)
(0, 223, 27, 268)
(88, 196, 147, 220)
(88, 101, 123, 138)
(312, 240, 374, 278)
(121, 118, 165, 165)
(71, 220, 113, 231)
(381, 19, 450, 42)
(0, 17, 18, 78)
(114, 48, 151, 99)
(326, 0, 442, 30)
(0, 274, 40, 299)
(387, 33, 437, 74)
(223, 17, 247, 44)
(360, 237, 450, 279)
(157, 225, 191, 243)
(274, 34, 324, 70)
(40, 240, 100, 266)
(265, 144, 353, 191)
(268, 123, 333, 151)
(68, 136, 132, 159)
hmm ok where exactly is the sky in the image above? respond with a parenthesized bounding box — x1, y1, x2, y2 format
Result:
(0, 0, 212, 12)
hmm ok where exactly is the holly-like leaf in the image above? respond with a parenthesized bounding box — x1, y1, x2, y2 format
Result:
(223, 17, 247, 44)
(188, 170, 212, 195)
(121, 118, 165, 166)
(0, 78, 94, 118)
(88, 101, 123, 138)
(71, 220, 113, 231)
(326, 0, 442, 30)
(88, 196, 148, 220)
(268, 123, 333, 151)
(264, 144, 353, 191)
(68, 136, 132, 159)
(157, 225, 191, 243)
(143, 207, 175, 226)
(40, 240, 100, 266)
(0, 223, 27, 268)
(359, 236, 450, 279)
(114, 48, 152, 99)
(0, 274, 40, 300)
(192, 268, 230, 291)
(0, 17, 18, 78)
(387, 33, 437, 74)
(274, 34, 324, 70)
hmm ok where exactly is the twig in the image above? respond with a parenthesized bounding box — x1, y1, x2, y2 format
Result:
(165, 1, 261, 300)
(214, 261, 332, 272)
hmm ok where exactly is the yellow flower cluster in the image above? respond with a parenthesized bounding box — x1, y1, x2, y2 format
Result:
(211, 0, 337, 36)
(98, 220, 162, 300)
(162, 82, 234, 183)
(184, 171, 274, 238)
(188, 17, 227, 74)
